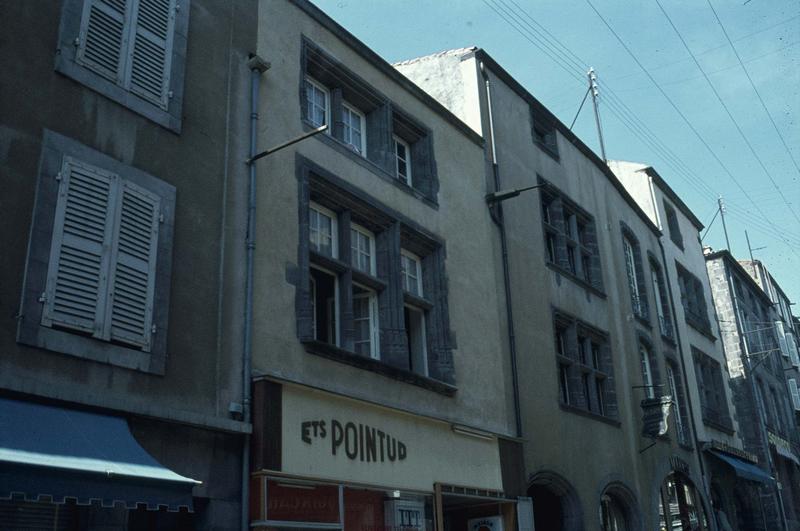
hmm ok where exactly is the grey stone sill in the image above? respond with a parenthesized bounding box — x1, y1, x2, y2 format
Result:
(558, 402, 621, 427)
(633, 312, 652, 329)
(302, 340, 457, 397)
(678, 442, 695, 452)
(352, 269, 387, 292)
(309, 250, 348, 273)
(702, 416, 735, 435)
(545, 262, 607, 299)
(303, 120, 439, 210)
(686, 318, 717, 342)
(661, 332, 677, 347)
(403, 292, 433, 310)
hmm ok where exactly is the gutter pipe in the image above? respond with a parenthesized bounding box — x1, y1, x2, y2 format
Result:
(480, 61, 522, 438)
(242, 54, 269, 531)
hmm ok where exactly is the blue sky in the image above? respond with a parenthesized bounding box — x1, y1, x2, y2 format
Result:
(316, 0, 800, 304)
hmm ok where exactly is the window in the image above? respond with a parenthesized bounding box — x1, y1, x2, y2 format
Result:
(342, 103, 366, 155)
(692, 348, 732, 430)
(54, 0, 188, 131)
(675, 262, 711, 334)
(531, 106, 559, 159)
(663, 201, 684, 249)
(393, 136, 411, 185)
(788, 379, 800, 411)
(400, 250, 422, 297)
(301, 39, 439, 203)
(297, 161, 453, 386)
(350, 225, 375, 275)
(18, 130, 175, 374)
(540, 181, 603, 291)
(650, 261, 673, 339)
(304, 77, 329, 128)
(353, 285, 379, 359)
(622, 232, 648, 320)
(640, 344, 656, 399)
(667, 363, 690, 446)
(310, 203, 337, 258)
(553, 312, 616, 419)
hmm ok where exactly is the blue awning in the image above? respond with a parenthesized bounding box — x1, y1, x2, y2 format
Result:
(0, 397, 200, 511)
(707, 449, 774, 485)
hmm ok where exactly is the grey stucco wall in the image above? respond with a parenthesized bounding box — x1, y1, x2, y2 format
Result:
(250, 0, 515, 437)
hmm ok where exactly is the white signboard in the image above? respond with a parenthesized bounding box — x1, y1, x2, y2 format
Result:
(281, 385, 504, 492)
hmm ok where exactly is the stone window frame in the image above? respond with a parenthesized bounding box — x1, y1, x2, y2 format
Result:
(17, 130, 175, 374)
(552, 310, 618, 423)
(300, 37, 439, 205)
(675, 261, 713, 337)
(620, 222, 650, 324)
(54, 0, 190, 133)
(294, 156, 456, 395)
(665, 359, 691, 448)
(691, 347, 733, 432)
(638, 336, 661, 400)
(662, 200, 684, 251)
(539, 178, 604, 295)
(530, 104, 559, 160)
(648, 254, 674, 342)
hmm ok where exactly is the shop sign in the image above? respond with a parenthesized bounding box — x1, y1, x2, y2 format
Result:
(266, 481, 340, 523)
(301, 418, 407, 463)
(641, 396, 672, 438)
(469, 516, 505, 531)
(708, 440, 758, 464)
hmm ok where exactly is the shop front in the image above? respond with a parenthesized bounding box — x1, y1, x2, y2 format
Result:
(656, 456, 710, 531)
(250, 380, 523, 531)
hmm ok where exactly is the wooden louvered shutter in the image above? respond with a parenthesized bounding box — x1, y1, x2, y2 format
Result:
(42, 157, 117, 336)
(789, 379, 800, 411)
(126, 0, 176, 109)
(76, 0, 132, 83)
(105, 180, 160, 351)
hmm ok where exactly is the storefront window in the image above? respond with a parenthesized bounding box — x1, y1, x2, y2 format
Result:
(657, 473, 708, 531)
(600, 494, 627, 531)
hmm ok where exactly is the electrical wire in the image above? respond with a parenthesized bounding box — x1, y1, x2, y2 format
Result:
(654, 0, 800, 227)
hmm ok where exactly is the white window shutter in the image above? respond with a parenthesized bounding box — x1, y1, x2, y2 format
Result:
(76, 0, 131, 83)
(786, 332, 799, 367)
(42, 157, 118, 337)
(126, 0, 176, 109)
(105, 180, 161, 351)
(775, 321, 790, 358)
(789, 379, 800, 411)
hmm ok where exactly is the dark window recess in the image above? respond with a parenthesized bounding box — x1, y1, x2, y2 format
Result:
(296, 163, 454, 385)
(553, 312, 617, 420)
(663, 201, 684, 249)
(531, 106, 559, 159)
(692, 348, 733, 430)
(676, 262, 712, 334)
(540, 180, 603, 292)
(301, 39, 438, 203)
(650, 258, 674, 340)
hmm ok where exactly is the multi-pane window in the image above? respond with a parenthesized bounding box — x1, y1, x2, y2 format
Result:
(342, 103, 365, 155)
(304, 78, 329, 128)
(651, 262, 673, 339)
(553, 313, 616, 419)
(540, 183, 602, 291)
(676, 262, 711, 333)
(353, 284, 379, 359)
(394, 136, 411, 185)
(640, 344, 656, 399)
(350, 225, 375, 275)
(309, 203, 337, 257)
(400, 251, 422, 296)
(531, 107, 559, 159)
(623, 235, 645, 318)
(667, 363, 689, 445)
(300, 172, 452, 383)
(692, 348, 732, 430)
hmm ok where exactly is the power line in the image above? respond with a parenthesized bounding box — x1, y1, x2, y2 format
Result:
(706, 0, 800, 178)
(584, 0, 790, 241)
(654, 0, 800, 227)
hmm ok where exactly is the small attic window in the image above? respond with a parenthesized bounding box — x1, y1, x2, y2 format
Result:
(531, 106, 559, 160)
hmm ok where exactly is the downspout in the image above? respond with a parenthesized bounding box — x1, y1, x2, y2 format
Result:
(480, 61, 522, 438)
(726, 259, 788, 531)
(647, 178, 713, 521)
(242, 54, 269, 531)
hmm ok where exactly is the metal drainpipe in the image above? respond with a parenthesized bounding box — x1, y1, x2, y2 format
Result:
(242, 55, 268, 531)
(726, 260, 788, 531)
(647, 178, 713, 524)
(480, 61, 522, 438)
